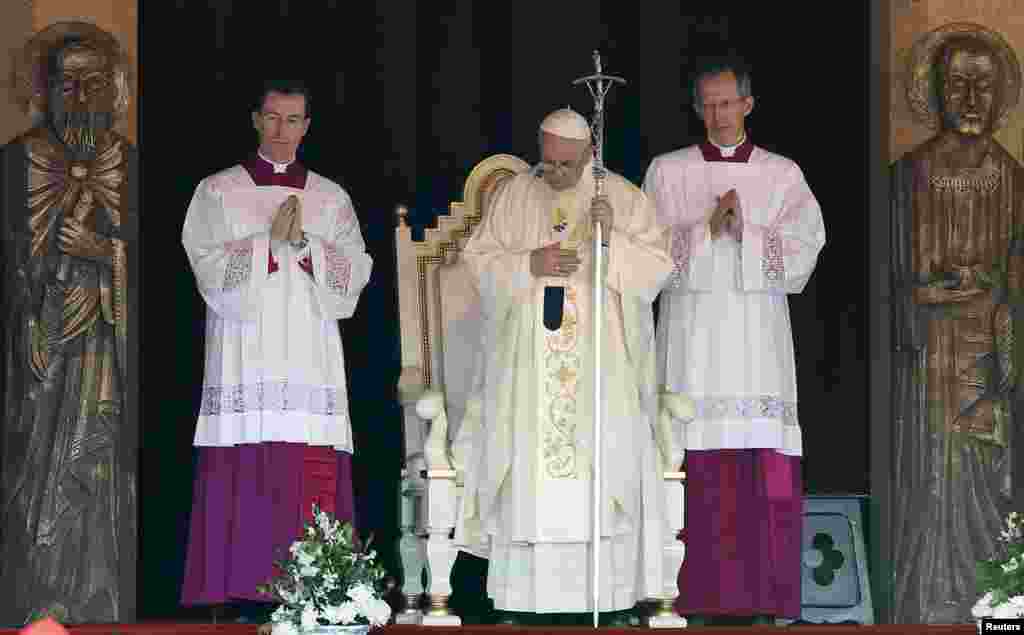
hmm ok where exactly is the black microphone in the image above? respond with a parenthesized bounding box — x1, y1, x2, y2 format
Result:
(543, 286, 565, 331)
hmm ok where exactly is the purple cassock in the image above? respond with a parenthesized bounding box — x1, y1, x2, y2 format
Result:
(677, 448, 802, 618)
(642, 137, 824, 620)
(180, 154, 366, 606)
(679, 141, 802, 619)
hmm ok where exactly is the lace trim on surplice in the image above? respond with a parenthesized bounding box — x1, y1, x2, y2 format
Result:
(223, 242, 253, 292)
(200, 380, 343, 417)
(322, 242, 352, 295)
(668, 226, 691, 289)
(686, 395, 798, 426)
(762, 229, 784, 290)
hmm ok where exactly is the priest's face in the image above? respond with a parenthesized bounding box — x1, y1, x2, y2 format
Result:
(939, 44, 999, 136)
(253, 91, 310, 163)
(48, 42, 117, 157)
(539, 131, 591, 192)
(697, 71, 752, 146)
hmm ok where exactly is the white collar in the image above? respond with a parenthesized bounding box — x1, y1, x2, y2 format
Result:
(710, 132, 747, 158)
(258, 149, 295, 174)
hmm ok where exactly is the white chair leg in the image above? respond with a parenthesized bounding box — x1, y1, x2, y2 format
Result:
(421, 470, 461, 626)
(646, 472, 687, 628)
(395, 470, 427, 624)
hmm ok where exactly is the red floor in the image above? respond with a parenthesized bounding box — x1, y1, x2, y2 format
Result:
(0, 623, 980, 635)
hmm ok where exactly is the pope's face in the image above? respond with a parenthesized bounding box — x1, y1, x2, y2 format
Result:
(539, 131, 590, 192)
(253, 91, 310, 163)
(698, 71, 752, 147)
(941, 47, 998, 136)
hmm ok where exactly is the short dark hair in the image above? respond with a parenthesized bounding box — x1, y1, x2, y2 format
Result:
(691, 54, 752, 115)
(255, 80, 312, 118)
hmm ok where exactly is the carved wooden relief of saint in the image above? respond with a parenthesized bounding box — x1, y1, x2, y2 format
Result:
(891, 22, 1024, 624)
(0, 22, 137, 624)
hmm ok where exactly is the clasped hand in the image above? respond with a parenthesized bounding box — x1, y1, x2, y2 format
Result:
(531, 243, 581, 278)
(590, 195, 614, 240)
(271, 194, 304, 243)
(709, 188, 743, 241)
(58, 217, 111, 262)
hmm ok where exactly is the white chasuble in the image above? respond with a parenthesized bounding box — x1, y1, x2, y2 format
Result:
(458, 163, 673, 612)
(182, 165, 372, 452)
(643, 146, 825, 457)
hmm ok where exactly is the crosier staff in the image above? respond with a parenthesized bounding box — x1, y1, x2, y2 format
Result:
(572, 49, 625, 629)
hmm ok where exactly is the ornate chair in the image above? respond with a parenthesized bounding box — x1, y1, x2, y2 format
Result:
(392, 154, 690, 627)
(393, 154, 526, 625)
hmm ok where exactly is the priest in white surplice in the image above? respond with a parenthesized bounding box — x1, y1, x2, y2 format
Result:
(643, 57, 825, 625)
(179, 81, 373, 616)
(455, 108, 673, 622)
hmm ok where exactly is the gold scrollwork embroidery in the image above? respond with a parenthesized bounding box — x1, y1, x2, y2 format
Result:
(543, 286, 580, 478)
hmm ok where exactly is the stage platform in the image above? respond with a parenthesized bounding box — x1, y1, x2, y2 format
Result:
(0, 623, 979, 634)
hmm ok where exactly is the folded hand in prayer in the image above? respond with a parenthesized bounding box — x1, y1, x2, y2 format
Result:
(710, 188, 743, 241)
(271, 194, 304, 243)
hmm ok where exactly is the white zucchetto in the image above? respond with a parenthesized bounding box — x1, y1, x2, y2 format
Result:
(539, 107, 591, 141)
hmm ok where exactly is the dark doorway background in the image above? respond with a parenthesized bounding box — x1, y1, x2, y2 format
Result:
(139, 1, 871, 620)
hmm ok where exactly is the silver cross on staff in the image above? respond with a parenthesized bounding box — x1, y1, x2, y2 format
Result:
(572, 50, 626, 198)
(571, 49, 626, 630)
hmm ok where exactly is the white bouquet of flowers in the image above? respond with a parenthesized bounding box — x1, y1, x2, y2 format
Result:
(973, 512, 1024, 620)
(257, 505, 392, 633)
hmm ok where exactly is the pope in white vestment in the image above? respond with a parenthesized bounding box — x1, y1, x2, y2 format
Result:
(456, 109, 673, 616)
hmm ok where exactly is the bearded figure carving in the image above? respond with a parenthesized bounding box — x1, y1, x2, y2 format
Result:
(892, 23, 1024, 623)
(0, 22, 136, 625)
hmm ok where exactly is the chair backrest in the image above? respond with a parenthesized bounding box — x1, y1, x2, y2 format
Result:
(395, 154, 529, 454)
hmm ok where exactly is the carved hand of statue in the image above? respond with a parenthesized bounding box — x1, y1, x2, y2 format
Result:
(58, 217, 112, 264)
(914, 264, 988, 304)
(530, 242, 581, 278)
(710, 189, 743, 241)
(271, 194, 300, 242)
(590, 195, 614, 241)
(953, 264, 981, 290)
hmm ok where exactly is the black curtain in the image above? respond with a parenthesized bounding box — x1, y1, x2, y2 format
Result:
(140, 1, 870, 619)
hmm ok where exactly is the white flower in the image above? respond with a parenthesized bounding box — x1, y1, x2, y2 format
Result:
(994, 600, 1024, 619)
(296, 545, 319, 567)
(347, 583, 375, 605)
(289, 540, 303, 555)
(318, 512, 340, 541)
(271, 622, 299, 635)
(323, 601, 359, 625)
(300, 564, 320, 578)
(277, 584, 301, 605)
(364, 598, 392, 626)
(270, 605, 294, 623)
(322, 572, 339, 591)
(974, 592, 995, 618)
(300, 604, 320, 630)
(1003, 558, 1020, 574)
